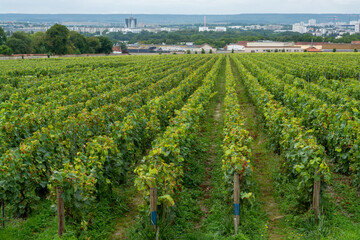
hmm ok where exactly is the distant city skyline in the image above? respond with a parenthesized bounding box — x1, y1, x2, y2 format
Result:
(0, 0, 359, 14)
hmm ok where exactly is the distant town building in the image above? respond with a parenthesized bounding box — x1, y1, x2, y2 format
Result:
(295, 42, 324, 50)
(126, 43, 216, 54)
(199, 27, 209, 32)
(305, 47, 322, 52)
(225, 44, 245, 51)
(125, 17, 137, 28)
(247, 41, 294, 47)
(199, 26, 226, 32)
(355, 23, 360, 33)
(112, 46, 122, 54)
(322, 43, 360, 52)
(123, 28, 141, 33)
(225, 41, 301, 53)
(308, 19, 317, 26)
(215, 27, 227, 32)
(244, 46, 302, 53)
(292, 22, 307, 34)
(160, 27, 180, 32)
(198, 43, 216, 53)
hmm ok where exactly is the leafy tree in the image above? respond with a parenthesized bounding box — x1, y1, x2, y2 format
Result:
(304, 49, 308, 52)
(69, 31, 88, 54)
(333, 48, 336, 52)
(31, 32, 47, 54)
(0, 45, 12, 55)
(6, 31, 32, 54)
(46, 24, 69, 55)
(274, 49, 278, 52)
(195, 39, 206, 45)
(165, 39, 176, 45)
(87, 37, 101, 53)
(201, 48, 205, 54)
(354, 48, 358, 52)
(195, 51, 198, 54)
(0, 27, 6, 45)
(282, 49, 285, 52)
(97, 36, 112, 54)
(186, 49, 191, 54)
(103, 29, 360, 49)
(119, 42, 128, 53)
(209, 49, 213, 54)
(231, 49, 234, 53)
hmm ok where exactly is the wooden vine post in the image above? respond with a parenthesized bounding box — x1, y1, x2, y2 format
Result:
(57, 185, 65, 237)
(1, 199, 4, 228)
(313, 170, 320, 220)
(150, 187, 157, 232)
(233, 172, 240, 235)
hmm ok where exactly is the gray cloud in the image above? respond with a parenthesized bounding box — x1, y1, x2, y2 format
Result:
(0, 0, 359, 14)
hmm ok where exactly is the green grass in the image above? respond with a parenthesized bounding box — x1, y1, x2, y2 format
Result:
(0, 188, 129, 239)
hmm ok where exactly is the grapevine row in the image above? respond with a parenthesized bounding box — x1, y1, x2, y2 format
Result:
(231, 55, 330, 206)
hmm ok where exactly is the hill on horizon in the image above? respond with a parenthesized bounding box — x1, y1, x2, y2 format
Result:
(0, 13, 357, 25)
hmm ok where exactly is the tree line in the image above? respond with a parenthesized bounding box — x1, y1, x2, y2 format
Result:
(0, 24, 113, 55)
(106, 29, 360, 49)
(2, 24, 360, 55)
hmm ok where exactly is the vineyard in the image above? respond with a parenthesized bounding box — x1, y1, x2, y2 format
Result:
(0, 53, 360, 239)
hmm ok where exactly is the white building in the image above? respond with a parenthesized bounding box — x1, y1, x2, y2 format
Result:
(160, 27, 180, 32)
(355, 23, 360, 33)
(197, 43, 216, 53)
(215, 27, 227, 32)
(229, 26, 243, 29)
(292, 22, 307, 34)
(226, 44, 245, 51)
(125, 17, 137, 29)
(308, 19, 317, 26)
(199, 27, 209, 32)
(247, 41, 294, 47)
(123, 28, 142, 33)
(199, 26, 226, 32)
(244, 46, 302, 53)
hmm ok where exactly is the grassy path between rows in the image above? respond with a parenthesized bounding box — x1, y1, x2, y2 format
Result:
(184, 57, 287, 239)
(195, 56, 227, 230)
(110, 177, 143, 240)
(230, 58, 289, 239)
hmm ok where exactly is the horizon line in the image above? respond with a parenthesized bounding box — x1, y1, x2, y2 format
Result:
(0, 12, 359, 15)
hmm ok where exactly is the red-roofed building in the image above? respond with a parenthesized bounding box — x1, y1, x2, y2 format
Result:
(305, 47, 322, 52)
(112, 46, 122, 54)
(351, 41, 360, 44)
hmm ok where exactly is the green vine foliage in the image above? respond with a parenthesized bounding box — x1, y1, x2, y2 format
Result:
(0, 55, 210, 217)
(221, 57, 253, 199)
(135, 56, 224, 208)
(231, 55, 330, 205)
(239, 54, 360, 186)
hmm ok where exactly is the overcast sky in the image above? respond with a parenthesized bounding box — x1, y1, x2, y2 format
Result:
(0, 0, 359, 14)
